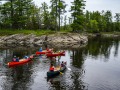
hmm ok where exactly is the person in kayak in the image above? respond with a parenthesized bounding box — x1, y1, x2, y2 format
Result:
(39, 47, 42, 52)
(61, 61, 66, 69)
(24, 55, 29, 59)
(49, 63, 55, 72)
(16, 57, 19, 62)
(13, 56, 16, 62)
(30, 55, 34, 59)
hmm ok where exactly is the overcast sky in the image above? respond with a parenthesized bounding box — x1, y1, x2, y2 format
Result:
(33, 0, 120, 17)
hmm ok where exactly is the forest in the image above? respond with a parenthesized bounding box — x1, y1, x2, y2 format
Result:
(0, 0, 120, 33)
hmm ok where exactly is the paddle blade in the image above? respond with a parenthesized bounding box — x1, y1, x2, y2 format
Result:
(67, 67, 71, 71)
(60, 71, 63, 75)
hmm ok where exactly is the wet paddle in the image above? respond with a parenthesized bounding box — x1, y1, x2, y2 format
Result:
(59, 71, 63, 75)
(67, 67, 71, 71)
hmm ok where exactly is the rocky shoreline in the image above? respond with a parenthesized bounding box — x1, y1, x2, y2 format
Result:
(0, 33, 88, 48)
(1, 32, 119, 49)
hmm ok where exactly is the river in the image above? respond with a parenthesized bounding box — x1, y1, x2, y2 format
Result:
(0, 37, 120, 90)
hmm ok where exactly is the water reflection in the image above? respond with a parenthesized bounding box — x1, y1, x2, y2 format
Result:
(84, 37, 120, 62)
(71, 48, 84, 68)
(0, 48, 37, 90)
(0, 37, 119, 90)
(3, 65, 33, 90)
(67, 37, 120, 90)
(69, 48, 88, 90)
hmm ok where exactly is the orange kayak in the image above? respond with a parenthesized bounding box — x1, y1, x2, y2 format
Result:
(36, 49, 52, 55)
(8, 55, 34, 67)
(8, 58, 31, 67)
(46, 51, 65, 57)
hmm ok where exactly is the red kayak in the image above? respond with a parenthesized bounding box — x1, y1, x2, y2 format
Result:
(8, 55, 34, 67)
(36, 49, 53, 55)
(8, 58, 31, 67)
(46, 51, 65, 57)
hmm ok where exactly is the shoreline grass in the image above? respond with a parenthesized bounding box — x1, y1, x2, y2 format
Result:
(0, 29, 120, 36)
(0, 29, 73, 36)
(0, 29, 56, 36)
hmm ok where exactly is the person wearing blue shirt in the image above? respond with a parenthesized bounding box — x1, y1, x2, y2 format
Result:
(16, 57, 19, 62)
(39, 47, 42, 52)
(24, 56, 29, 59)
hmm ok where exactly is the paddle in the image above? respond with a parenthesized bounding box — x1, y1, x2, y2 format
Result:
(67, 67, 71, 71)
(60, 61, 71, 71)
(59, 67, 71, 75)
(59, 71, 63, 75)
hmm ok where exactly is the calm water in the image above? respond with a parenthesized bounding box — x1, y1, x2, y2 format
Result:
(0, 37, 120, 90)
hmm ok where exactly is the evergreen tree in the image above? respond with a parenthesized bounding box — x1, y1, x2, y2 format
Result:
(114, 13, 120, 31)
(0, 0, 40, 29)
(103, 10, 112, 32)
(40, 2, 50, 30)
(70, 0, 86, 32)
(50, 0, 66, 31)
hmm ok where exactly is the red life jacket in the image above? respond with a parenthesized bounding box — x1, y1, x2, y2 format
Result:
(49, 66, 54, 71)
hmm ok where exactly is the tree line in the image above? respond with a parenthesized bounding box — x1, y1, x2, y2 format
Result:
(0, 0, 120, 33)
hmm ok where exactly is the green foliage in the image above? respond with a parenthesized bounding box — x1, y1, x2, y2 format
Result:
(70, 0, 86, 32)
(0, 0, 40, 29)
(89, 20, 99, 33)
(50, 0, 66, 31)
(71, 15, 85, 32)
(84, 10, 119, 33)
(0, 0, 120, 33)
(0, 29, 56, 36)
(40, 2, 50, 30)
(114, 13, 120, 31)
(103, 11, 112, 32)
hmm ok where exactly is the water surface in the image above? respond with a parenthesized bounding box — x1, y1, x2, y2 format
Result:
(0, 37, 120, 90)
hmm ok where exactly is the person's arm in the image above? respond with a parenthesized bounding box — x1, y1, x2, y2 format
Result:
(53, 66, 56, 71)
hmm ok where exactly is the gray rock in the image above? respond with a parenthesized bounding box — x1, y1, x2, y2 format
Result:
(0, 33, 88, 48)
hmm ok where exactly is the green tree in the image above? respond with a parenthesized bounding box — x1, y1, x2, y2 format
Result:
(50, 0, 58, 30)
(0, 2, 2, 28)
(89, 20, 99, 33)
(26, 5, 40, 29)
(12, 0, 37, 29)
(84, 10, 90, 31)
(50, 0, 66, 31)
(40, 2, 50, 30)
(70, 0, 86, 32)
(0, 2, 11, 28)
(0, 0, 40, 29)
(58, 0, 66, 31)
(63, 15, 67, 30)
(114, 13, 120, 31)
(103, 10, 112, 32)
